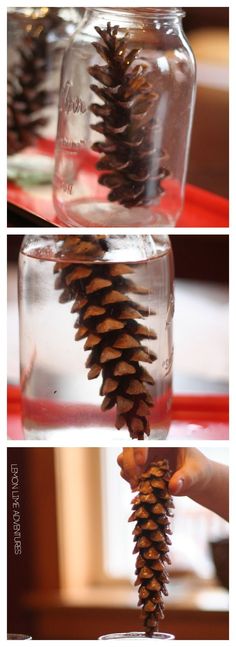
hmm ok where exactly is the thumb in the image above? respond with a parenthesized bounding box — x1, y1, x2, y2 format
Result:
(133, 448, 148, 466)
(169, 465, 198, 496)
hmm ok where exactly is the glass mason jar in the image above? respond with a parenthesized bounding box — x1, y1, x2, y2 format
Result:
(7, 7, 79, 183)
(18, 235, 174, 441)
(98, 633, 175, 640)
(7, 636, 32, 641)
(53, 8, 196, 227)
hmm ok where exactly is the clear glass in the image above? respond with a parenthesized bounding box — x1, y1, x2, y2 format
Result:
(53, 8, 196, 226)
(7, 635, 32, 641)
(99, 632, 175, 640)
(19, 235, 174, 441)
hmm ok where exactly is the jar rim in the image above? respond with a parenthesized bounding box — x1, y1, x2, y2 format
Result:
(99, 7, 185, 19)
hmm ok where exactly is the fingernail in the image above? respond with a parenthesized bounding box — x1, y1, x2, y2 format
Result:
(174, 478, 184, 494)
(135, 451, 144, 465)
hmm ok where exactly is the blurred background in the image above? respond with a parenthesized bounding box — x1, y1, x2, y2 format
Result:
(184, 7, 228, 197)
(8, 446, 229, 639)
(8, 234, 229, 397)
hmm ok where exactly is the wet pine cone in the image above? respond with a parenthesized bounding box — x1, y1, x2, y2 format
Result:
(54, 235, 157, 439)
(7, 9, 64, 155)
(7, 33, 48, 155)
(89, 22, 169, 209)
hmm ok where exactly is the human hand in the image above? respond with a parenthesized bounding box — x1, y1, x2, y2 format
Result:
(117, 447, 212, 497)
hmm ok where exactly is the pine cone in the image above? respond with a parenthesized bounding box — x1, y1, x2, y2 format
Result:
(89, 22, 169, 208)
(54, 235, 157, 439)
(129, 460, 174, 636)
(7, 9, 64, 155)
(7, 33, 49, 155)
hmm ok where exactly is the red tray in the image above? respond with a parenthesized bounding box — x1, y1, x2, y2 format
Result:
(7, 142, 229, 228)
(8, 385, 229, 441)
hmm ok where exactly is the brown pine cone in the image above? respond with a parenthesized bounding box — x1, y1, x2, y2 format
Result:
(89, 22, 169, 208)
(7, 9, 65, 156)
(54, 235, 157, 439)
(129, 460, 174, 635)
(7, 33, 49, 155)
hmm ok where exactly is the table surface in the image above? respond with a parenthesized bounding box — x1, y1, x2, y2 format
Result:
(8, 385, 228, 441)
(21, 576, 229, 611)
(7, 172, 229, 228)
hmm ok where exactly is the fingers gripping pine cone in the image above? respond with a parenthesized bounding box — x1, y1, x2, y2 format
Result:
(89, 22, 169, 208)
(129, 460, 174, 636)
(54, 235, 157, 439)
